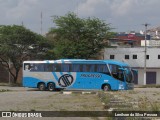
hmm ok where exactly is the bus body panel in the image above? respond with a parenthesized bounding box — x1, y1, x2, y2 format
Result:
(23, 72, 128, 90)
(23, 59, 135, 90)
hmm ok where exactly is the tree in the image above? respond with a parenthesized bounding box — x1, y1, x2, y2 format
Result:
(0, 25, 46, 83)
(48, 13, 112, 59)
(45, 32, 57, 59)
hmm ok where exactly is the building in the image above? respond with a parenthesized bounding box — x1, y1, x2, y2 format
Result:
(109, 32, 148, 47)
(141, 40, 160, 47)
(104, 47, 160, 85)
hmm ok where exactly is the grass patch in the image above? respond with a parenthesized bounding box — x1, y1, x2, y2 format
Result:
(97, 91, 112, 109)
(137, 84, 160, 88)
(31, 100, 38, 104)
(0, 82, 22, 87)
(9, 83, 22, 87)
(127, 90, 138, 94)
(0, 89, 10, 92)
(98, 91, 160, 112)
(9, 109, 15, 112)
(0, 83, 9, 86)
(30, 109, 36, 111)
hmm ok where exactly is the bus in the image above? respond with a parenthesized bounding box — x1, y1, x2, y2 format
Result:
(23, 59, 135, 91)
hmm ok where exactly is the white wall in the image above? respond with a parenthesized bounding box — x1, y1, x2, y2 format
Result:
(104, 47, 160, 85)
(141, 40, 160, 47)
(104, 47, 160, 68)
(137, 69, 144, 85)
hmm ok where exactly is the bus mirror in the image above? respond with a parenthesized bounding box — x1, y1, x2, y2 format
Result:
(132, 69, 138, 74)
(118, 68, 126, 71)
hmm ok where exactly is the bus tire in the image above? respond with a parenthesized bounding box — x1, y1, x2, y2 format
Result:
(48, 83, 55, 91)
(38, 83, 46, 91)
(102, 84, 111, 91)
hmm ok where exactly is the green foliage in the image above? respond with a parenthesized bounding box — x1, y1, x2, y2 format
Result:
(48, 13, 112, 59)
(0, 25, 46, 83)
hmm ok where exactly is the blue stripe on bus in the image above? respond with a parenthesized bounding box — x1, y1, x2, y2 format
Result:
(60, 72, 63, 76)
(52, 72, 59, 81)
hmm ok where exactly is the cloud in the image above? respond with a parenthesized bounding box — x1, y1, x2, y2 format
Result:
(77, 0, 135, 17)
(77, 0, 111, 18)
(110, 0, 134, 16)
(0, 0, 160, 33)
(77, 0, 104, 16)
(0, 0, 78, 34)
(6, 0, 39, 19)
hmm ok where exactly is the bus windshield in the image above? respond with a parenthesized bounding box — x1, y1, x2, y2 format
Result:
(108, 64, 124, 81)
(123, 67, 134, 83)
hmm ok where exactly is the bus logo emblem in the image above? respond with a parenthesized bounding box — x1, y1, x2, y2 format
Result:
(58, 74, 74, 87)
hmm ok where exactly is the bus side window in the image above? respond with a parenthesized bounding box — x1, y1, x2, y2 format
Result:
(52, 64, 56, 71)
(82, 65, 87, 72)
(24, 64, 30, 71)
(45, 64, 53, 72)
(36, 64, 44, 72)
(71, 64, 80, 72)
(97, 65, 105, 72)
(30, 64, 37, 71)
(54, 64, 61, 72)
(89, 64, 95, 72)
(61, 64, 70, 72)
(103, 65, 110, 75)
(96, 64, 110, 74)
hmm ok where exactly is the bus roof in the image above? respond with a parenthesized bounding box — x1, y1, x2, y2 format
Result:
(23, 59, 129, 67)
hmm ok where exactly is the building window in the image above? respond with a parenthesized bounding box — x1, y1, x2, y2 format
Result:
(125, 55, 129, 59)
(133, 55, 137, 59)
(110, 55, 114, 59)
(158, 55, 160, 59)
(146, 55, 149, 59)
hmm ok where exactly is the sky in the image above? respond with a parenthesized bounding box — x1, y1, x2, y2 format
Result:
(0, 0, 160, 35)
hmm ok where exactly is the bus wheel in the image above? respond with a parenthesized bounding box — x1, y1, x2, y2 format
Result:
(38, 83, 45, 91)
(48, 83, 55, 91)
(103, 84, 110, 91)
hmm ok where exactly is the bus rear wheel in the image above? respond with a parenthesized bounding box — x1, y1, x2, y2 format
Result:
(38, 83, 46, 91)
(48, 83, 55, 91)
(102, 84, 110, 91)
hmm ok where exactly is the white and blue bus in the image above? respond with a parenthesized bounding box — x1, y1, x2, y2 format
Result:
(23, 59, 135, 91)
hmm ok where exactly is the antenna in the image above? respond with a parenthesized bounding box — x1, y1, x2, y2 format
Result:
(21, 21, 24, 26)
(76, 1, 79, 16)
(41, 11, 43, 35)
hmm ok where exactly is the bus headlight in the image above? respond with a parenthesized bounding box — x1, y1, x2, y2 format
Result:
(119, 82, 124, 90)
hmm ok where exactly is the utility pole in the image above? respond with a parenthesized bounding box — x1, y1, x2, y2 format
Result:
(21, 21, 24, 26)
(9, 59, 11, 85)
(143, 23, 150, 85)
